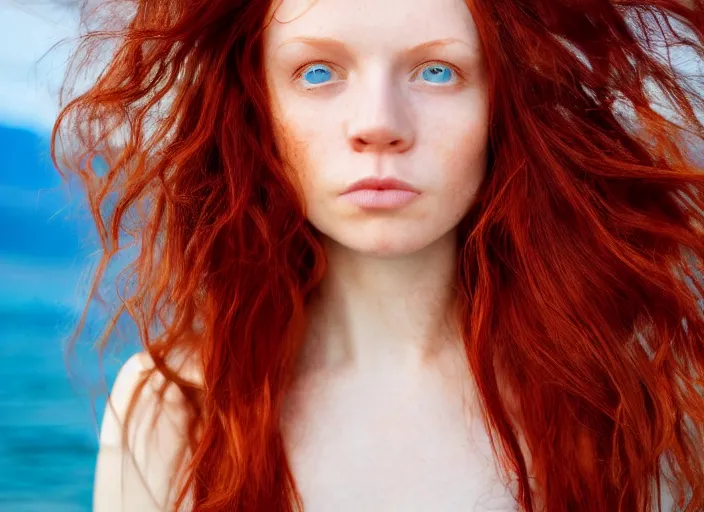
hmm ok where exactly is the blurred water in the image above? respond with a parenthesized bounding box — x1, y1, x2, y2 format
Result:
(0, 330, 97, 512)
(0, 301, 133, 511)
(0, 319, 95, 511)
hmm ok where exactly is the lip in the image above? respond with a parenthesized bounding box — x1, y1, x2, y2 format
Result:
(340, 177, 421, 209)
(341, 177, 421, 194)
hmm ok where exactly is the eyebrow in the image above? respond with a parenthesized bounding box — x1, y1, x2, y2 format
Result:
(276, 36, 474, 55)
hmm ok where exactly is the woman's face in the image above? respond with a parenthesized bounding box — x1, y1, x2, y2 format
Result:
(263, 0, 489, 256)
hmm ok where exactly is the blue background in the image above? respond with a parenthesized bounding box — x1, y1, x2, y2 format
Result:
(0, 125, 135, 510)
(0, 4, 142, 509)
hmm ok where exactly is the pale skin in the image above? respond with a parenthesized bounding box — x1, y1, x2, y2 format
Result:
(93, 0, 522, 510)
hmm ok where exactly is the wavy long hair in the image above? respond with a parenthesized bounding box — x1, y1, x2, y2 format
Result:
(51, 0, 704, 510)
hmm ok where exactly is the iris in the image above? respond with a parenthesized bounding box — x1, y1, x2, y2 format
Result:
(421, 65, 453, 84)
(302, 64, 333, 85)
(300, 63, 455, 86)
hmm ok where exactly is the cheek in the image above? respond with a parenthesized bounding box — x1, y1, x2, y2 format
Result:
(274, 108, 327, 175)
(420, 88, 489, 182)
(273, 112, 346, 221)
(271, 116, 329, 223)
(273, 115, 318, 192)
(436, 115, 490, 205)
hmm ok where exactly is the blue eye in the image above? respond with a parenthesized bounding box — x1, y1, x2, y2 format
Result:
(301, 64, 333, 85)
(297, 62, 457, 88)
(420, 64, 454, 84)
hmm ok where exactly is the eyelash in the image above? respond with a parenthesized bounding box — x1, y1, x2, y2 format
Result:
(292, 60, 464, 88)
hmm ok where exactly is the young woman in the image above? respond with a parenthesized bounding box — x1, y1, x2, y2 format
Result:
(51, 0, 704, 510)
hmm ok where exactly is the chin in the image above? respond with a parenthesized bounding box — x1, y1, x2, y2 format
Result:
(320, 225, 449, 258)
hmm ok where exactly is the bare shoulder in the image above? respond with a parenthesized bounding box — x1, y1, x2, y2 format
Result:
(94, 351, 201, 512)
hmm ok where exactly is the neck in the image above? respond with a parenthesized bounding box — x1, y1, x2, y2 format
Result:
(300, 230, 461, 376)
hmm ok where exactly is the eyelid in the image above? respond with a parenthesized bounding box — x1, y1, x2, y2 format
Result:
(292, 60, 465, 88)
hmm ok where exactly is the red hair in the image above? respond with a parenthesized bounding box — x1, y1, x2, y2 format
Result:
(51, 0, 704, 510)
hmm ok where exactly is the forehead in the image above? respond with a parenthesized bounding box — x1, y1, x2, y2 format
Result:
(264, 0, 480, 53)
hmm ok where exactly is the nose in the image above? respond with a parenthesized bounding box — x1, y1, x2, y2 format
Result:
(345, 78, 415, 154)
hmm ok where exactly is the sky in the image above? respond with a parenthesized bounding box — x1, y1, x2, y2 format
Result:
(0, 1, 81, 133)
(0, 1, 102, 319)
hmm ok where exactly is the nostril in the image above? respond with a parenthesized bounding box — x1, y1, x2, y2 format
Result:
(350, 134, 410, 153)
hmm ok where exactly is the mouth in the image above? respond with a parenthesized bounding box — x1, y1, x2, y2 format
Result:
(341, 177, 420, 194)
(340, 177, 421, 209)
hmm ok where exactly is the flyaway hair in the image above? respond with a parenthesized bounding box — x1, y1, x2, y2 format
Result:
(51, 0, 704, 510)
